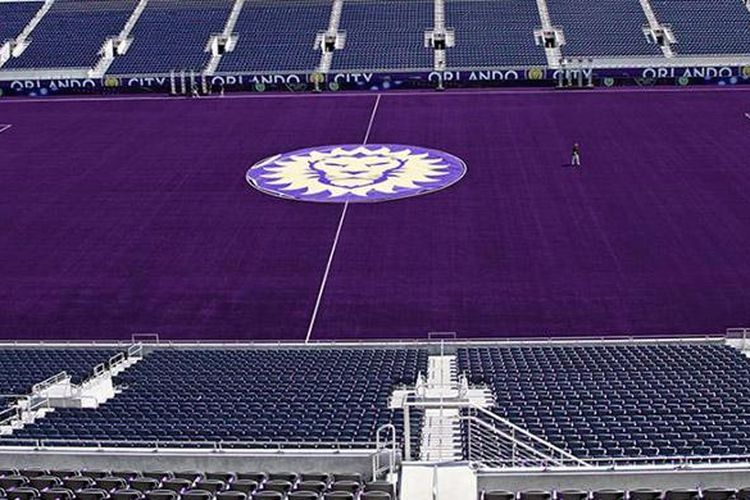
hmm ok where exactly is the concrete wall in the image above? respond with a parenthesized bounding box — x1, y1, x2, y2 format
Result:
(0, 447, 386, 478)
(477, 466, 750, 493)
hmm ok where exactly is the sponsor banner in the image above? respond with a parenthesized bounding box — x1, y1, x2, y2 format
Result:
(1, 65, 750, 96)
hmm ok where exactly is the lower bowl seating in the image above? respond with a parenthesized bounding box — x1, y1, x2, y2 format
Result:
(0, 469, 395, 500)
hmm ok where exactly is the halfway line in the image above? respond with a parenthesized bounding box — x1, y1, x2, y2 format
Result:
(304, 94, 382, 343)
(362, 94, 381, 145)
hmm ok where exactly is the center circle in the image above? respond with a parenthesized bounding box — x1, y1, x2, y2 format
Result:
(246, 144, 466, 203)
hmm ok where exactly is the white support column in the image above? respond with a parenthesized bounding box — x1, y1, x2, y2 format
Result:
(118, 0, 149, 41)
(205, 0, 246, 74)
(639, 0, 674, 57)
(317, 0, 344, 73)
(535, 0, 553, 31)
(91, 0, 148, 77)
(2, 0, 55, 65)
(0, 41, 12, 67)
(222, 0, 247, 37)
(534, 0, 563, 67)
(433, 0, 446, 69)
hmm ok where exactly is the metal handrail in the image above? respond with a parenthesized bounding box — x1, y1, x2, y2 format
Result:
(584, 453, 750, 467)
(0, 334, 725, 349)
(467, 403, 590, 466)
(464, 416, 590, 468)
(108, 352, 125, 367)
(373, 423, 398, 480)
(0, 406, 20, 427)
(31, 371, 68, 394)
(127, 342, 144, 358)
(0, 437, 381, 451)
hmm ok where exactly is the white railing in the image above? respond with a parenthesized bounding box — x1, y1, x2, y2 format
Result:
(463, 404, 591, 468)
(373, 423, 398, 479)
(6, 0, 54, 60)
(584, 454, 750, 468)
(0, 398, 25, 427)
(726, 327, 750, 350)
(0, 394, 52, 429)
(317, 0, 344, 73)
(30, 371, 68, 394)
(131, 332, 159, 344)
(403, 399, 589, 467)
(118, 0, 149, 41)
(127, 342, 144, 359)
(0, 437, 380, 453)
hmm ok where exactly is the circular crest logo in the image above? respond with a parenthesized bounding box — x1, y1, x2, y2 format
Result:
(526, 67, 544, 80)
(247, 144, 466, 203)
(104, 77, 120, 88)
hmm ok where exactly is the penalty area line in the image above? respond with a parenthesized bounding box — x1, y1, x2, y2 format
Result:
(304, 94, 382, 344)
(0, 124, 12, 134)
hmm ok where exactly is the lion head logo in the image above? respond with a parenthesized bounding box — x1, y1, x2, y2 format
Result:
(246, 144, 466, 203)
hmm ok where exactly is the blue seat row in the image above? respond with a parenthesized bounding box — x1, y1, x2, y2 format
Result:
(332, 0, 433, 71)
(458, 344, 750, 462)
(446, 0, 547, 68)
(0, 1, 41, 43)
(108, 0, 233, 74)
(0, 348, 117, 396)
(651, 0, 750, 55)
(217, 0, 330, 73)
(3, 348, 427, 458)
(4, 0, 137, 69)
(548, 0, 661, 57)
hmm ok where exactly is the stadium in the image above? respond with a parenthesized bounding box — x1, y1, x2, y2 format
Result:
(2, 0, 750, 499)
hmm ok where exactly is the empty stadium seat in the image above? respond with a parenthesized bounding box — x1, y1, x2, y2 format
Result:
(650, 0, 750, 55)
(110, 489, 144, 500)
(41, 487, 75, 500)
(77, 489, 109, 500)
(702, 489, 734, 500)
(4, 0, 137, 69)
(4, 348, 426, 454)
(548, 0, 662, 57)
(230, 480, 259, 494)
(217, 0, 329, 73)
(108, 0, 232, 74)
(458, 344, 750, 462)
(484, 492, 515, 500)
(447, 0, 547, 68)
(180, 490, 212, 500)
(365, 481, 395, 497)
(0, 2, 42, 43)
(559, 491, 588, 500)
(332, 0, 433, 71)
(0, 349, 118, 402)
(592, 490, 624, 500)
(361, 492, 391, 499)
(288, 493, 317, 500)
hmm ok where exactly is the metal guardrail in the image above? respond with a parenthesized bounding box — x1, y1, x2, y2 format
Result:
(127, 342, 144, 358)
(373, 424, 398, 480)
(463, 404, 591, 469)
(0, 438, 380, 453)
(0, 334, 729, 349)
(726, 327, 750, 350)
(583, 454, 750, 468)
(0, 404, 21, 427)
(30, 371, 68, 394)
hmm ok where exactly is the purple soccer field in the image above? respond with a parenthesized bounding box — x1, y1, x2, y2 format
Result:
(1, 88, 749, 342)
